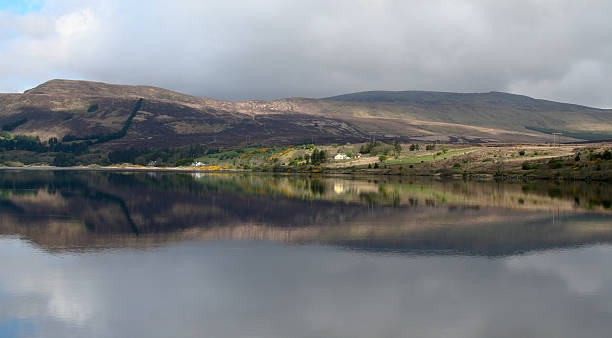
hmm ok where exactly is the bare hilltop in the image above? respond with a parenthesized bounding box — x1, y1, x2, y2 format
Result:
(1, 79, 610, 149)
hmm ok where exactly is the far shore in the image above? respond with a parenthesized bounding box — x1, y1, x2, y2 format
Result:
(0, 165, 245, 173)
(1, 164, 610, 182)
(1, 141, 610, 181)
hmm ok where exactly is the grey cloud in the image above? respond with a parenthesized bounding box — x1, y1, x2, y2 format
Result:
(1, 0, 611, 107)
(2, 239, 612, 338)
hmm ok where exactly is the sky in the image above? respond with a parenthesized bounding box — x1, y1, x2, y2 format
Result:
(0, 0, 611, 107)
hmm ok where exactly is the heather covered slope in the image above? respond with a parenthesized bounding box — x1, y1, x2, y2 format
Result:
(0, 80, 367, 148)
(318, 90, 612, 142)
(1, 79, 611, 149)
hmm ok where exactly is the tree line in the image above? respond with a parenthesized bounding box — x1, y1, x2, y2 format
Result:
(0, 98, 143, 159)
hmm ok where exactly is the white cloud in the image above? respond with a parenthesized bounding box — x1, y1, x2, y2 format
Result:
(0, 0, 611, 107)
(55, 9, 97, 37)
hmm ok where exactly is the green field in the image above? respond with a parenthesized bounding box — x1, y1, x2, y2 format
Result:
(384, 149, 476, 165)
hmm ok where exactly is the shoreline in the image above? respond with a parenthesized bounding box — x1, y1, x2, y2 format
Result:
(1, 165, 610, 182)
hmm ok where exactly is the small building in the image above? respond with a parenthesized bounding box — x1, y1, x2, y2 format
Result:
(192, 161, 205, 167)
(334, 153, 349, 160)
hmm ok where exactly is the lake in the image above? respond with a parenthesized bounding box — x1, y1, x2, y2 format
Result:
(1, 170, 611, 338)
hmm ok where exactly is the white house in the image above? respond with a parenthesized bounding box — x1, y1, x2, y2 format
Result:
(334, 153, 349, 160)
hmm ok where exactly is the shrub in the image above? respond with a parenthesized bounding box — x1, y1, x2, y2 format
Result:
(175, 158, 195, 167)
(359, 141, 377, 154)
(108, 148, 143, 164)
(548, 159, 563, 169)
(87, 103, 99, 112)
(518, 150, 525, 156)
(522, 162, 540, 170)
(53, 152, 76, 167)
(393, 140, 402, 154)
(588, 150, 611, 161)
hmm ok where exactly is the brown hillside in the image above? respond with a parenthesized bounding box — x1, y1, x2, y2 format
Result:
(1, 79, 611, 148)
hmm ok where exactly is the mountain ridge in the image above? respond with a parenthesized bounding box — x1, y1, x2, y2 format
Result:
(19, 79, 609, 111)
(1, 79, 611, 149)
(323, 90, 603, 112)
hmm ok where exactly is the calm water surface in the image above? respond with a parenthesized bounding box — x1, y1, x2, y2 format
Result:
(1, 170, 611, 338)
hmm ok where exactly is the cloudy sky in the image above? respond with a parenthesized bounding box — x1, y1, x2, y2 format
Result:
(1, 0, 611, 107)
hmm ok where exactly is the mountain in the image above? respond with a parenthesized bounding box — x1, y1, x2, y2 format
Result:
(0, 79, 611, 150)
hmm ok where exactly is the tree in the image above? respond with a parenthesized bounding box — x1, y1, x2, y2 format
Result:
(359, 141, 378, 154)
(320, 150, 328, 163)
(310, 149, 327, 165)
(393, 140, 402, 158)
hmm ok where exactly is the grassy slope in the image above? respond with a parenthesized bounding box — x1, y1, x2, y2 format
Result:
(318, 91, 612, 141)
(384, 149, 476, 165)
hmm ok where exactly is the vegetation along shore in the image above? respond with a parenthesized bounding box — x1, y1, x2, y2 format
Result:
(1, 140, 610, 181)
(1, 80, 610, 180)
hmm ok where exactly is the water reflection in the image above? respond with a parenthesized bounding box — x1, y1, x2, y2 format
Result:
(0, 170, 610, 255)
(2, 240, 612, 338)
(1, 170, 612, 338)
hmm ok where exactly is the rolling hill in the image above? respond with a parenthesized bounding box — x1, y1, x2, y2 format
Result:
(0, 79, 611, 151)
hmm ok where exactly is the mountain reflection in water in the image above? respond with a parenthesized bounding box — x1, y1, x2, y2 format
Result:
(0, 170, 610, 255)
